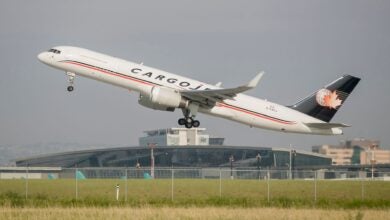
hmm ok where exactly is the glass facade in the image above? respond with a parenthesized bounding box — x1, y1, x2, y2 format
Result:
(16, 146, 331, 169)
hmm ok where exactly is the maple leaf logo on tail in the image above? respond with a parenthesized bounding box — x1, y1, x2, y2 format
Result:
(291, 75, 360, 122)
(316, 89, 342, 109)
(324, 91, 342, 109)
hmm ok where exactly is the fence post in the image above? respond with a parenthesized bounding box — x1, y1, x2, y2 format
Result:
(267, 168, 270, 203)
(125, 168, 128, 202)
(314, 171, 317, 203)
(361, 175, 365, 200)
(219, 168, 222, 198)
(25, 165, 28, 200)
(75, 167, 78, 200)
(171, 168, 174, 201)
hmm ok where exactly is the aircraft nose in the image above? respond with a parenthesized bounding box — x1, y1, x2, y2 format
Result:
(37, 52, 48, 63)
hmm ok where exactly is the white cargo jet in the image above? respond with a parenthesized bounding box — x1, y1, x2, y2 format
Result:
(38, 46, 360, 135)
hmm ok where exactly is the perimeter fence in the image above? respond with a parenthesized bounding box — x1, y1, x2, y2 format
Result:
(1, 167, 390, 203)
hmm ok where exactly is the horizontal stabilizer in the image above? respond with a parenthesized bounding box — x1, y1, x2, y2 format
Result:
(304, 122, 350, 129)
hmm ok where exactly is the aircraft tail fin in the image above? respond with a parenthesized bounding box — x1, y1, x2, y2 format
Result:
(289, 75, 360, 122)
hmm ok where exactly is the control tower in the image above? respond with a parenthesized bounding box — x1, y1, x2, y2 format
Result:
(139, 128, 224, 146)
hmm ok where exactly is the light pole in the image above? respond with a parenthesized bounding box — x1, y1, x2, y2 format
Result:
(285, 163, 290, 179)
(256, 153, 261, 179)
(165, 152, 172, 168)
(148, 143, 157, 179)
(229, 155, 234, 179)
(290, 149, 296, 179)
(370, 144, 376, 180)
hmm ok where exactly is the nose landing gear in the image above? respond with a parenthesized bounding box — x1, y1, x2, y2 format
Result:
(66, 72, 75, 92)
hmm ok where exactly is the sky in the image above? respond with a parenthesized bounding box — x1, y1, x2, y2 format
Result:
(0, 0, 389, 152)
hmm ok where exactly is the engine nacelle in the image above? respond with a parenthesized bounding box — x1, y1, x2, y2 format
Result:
(138, 87, 188, 111)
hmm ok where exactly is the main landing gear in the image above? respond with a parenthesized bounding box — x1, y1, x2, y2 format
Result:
(178, 117, 200, 129)
(66, 72, 75, 92)
(178, 103, 200, 129)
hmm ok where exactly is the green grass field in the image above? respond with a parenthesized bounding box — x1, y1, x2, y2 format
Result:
(1, 179, 390, 209)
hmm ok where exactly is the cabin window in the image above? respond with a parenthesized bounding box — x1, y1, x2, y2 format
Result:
(48, 49, 61, 54)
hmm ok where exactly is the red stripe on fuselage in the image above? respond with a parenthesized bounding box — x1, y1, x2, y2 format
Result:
(62, 60, 295, 125)
(63, 61, 155, 86)
(217, 103, 295, 125)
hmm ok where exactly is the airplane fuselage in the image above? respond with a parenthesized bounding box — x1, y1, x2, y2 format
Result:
(38, 46, 343, 135)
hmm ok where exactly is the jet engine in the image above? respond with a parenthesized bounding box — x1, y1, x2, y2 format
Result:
(138, 86, 188, 111)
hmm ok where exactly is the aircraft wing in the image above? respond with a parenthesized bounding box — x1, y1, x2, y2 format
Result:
(180, 72, 264, 104)
(304, 122, 350, 129)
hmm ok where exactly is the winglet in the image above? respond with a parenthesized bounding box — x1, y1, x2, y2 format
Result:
(247, 71, 264, 88)
(215, 82, 222, 87)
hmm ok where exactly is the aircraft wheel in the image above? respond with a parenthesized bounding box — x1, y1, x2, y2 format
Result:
(192, 120, 200, 128)
(67, 86, 74, 92)
(178, 118, 186, 125)
(186, 117, 193, 124)
(185, 122, 193, 129)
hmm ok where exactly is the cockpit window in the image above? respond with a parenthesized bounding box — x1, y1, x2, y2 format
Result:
(48, 48, 61, 54)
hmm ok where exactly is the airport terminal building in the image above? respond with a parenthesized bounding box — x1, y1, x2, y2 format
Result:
(15, 145, 331, 169)
(16, 128, 331, 170)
